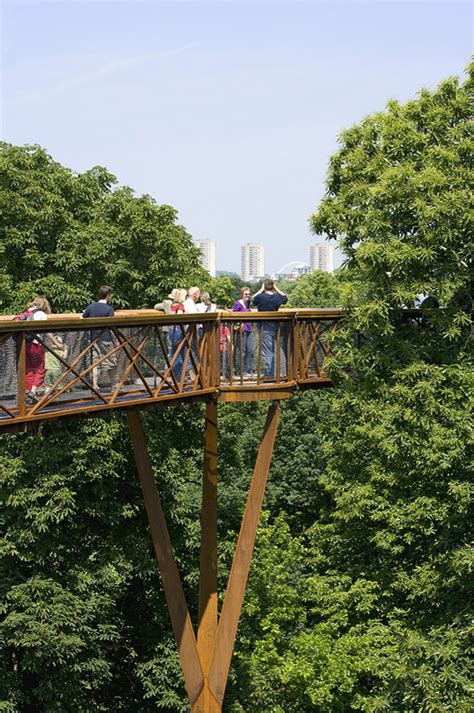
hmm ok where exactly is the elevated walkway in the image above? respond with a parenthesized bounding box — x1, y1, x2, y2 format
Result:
(0, 308, 342, 431)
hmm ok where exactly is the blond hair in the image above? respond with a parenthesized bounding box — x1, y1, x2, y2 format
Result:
(29, 295, 52, 314)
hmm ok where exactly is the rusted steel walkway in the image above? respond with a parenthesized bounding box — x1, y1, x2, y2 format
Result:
(0, 309, 342, 431)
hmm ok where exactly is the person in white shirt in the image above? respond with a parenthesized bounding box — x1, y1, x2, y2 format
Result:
(183, 287, 202, 369)
(195, 291, 216, 341)
(183, 286, 201, 314)
(196, 292, 217, 313)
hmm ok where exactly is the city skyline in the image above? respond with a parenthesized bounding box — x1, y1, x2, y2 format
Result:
(201, 238, 337, 278)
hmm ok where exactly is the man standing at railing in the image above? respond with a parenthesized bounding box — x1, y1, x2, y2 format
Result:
(252, 280, 288, 379)
(82, 285, 117, 390)
(183, 286, 201, 314)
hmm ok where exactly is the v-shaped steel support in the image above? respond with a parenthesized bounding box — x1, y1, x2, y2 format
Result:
(127, 410, 204, 705)
(127, 401, 281, 713)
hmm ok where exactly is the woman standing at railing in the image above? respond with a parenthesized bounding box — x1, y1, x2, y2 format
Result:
(154, 289, 178, 351)
(196, 291, 216, 342)
(168, 289, 188, 382)
(232, 287, 254, 377)
(18, 296, 66, 400)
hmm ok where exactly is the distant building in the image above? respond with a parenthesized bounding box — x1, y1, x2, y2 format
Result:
(310, 243, 334, 273)
(241, 243, 265, 282)
(197, 240, 216, 277)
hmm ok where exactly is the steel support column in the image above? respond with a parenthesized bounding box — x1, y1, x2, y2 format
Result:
(207, 401, 281, 706)
(193, 400, 220, 713)
(127, 410, 204, 707)
(128, 402, 280, 713)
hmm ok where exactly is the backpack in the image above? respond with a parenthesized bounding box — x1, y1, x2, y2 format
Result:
(13, 307, 39, 341)
(13, 306, 40, 322)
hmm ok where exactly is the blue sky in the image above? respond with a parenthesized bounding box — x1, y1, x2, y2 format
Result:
(1, 1, 471, 275)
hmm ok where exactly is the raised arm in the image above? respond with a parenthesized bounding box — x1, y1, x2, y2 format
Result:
(252, 282, 265, 300)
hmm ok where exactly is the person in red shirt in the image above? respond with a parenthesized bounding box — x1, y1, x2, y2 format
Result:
(168, 289, 187, 382)
(20, 296, 66, 400)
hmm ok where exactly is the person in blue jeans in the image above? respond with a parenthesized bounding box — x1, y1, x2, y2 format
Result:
(232, 286, 254, 376)
(82, 285, 116, 390)
(252, 280, 288, 379)
(168, 289, 188, 382)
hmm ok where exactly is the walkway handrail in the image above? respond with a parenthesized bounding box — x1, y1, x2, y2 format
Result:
(0, 308, 344, 330)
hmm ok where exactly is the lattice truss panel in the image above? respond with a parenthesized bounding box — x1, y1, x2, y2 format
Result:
(296, 317, 338, 380)
(0, 322, 214, 421)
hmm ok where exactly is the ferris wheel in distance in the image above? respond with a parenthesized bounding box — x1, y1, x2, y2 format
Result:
(273, 261, 311, 280)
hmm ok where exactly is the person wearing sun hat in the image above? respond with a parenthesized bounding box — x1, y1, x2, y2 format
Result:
(154, 288, 180, 349)
(154, 289, 178, 315)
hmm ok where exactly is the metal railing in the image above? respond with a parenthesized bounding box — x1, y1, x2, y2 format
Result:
(0, 309, 343, 428)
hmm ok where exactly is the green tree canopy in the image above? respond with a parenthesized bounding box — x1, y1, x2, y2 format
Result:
(202, 275, 238, 309)
(1, 65, 472, 712)
(227, 65, 473, 712)
(311, 67, 472, 345)
(0, 143, 206, 313)
(287, 269, 342, 308)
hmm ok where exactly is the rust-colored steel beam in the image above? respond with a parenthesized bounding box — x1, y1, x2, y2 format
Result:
(17, 333, 26, 417)
(192, 400, 221, 713)
(27, 331, 106, 415)
(127, 410, 204, 706)
(198, 400, 218, 670)
(110, 328, 153, 403)
(192, 686, 221, 713)
(207, 401, 281, 706)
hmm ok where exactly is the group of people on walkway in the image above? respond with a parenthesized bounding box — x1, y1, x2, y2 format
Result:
(15, 287, 117, 401)
(15, 279, 288, 401)
(153, 280, 288, 380)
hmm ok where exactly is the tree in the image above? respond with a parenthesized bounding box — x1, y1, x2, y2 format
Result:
(0, 145, 210, 710)
(226, 66, 473, 711)
(288, 269, 342, 308)
(0, 143, 207, 313)
(202, 275, 238, 309)
(311, 67, 472, 345)
(228, 370, 472, 712)
(215, 273, 247, 305)
(0, 406, 210, 711)
(1, 60, 472, 712)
